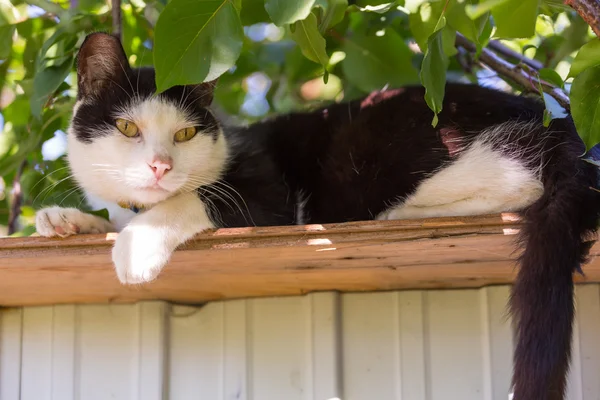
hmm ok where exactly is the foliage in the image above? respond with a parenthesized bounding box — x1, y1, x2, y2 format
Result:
(0, 0, 599, 235)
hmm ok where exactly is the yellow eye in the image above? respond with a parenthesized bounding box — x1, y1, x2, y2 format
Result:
(116, 118, 139, 137)
(174, 126, 197, 143)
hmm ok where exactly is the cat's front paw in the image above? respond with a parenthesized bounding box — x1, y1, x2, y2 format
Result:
(36, 207, 113, 237)
(112, 224, 172, 284)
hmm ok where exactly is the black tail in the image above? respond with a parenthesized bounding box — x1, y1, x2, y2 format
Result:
(510, 118, 600, 399)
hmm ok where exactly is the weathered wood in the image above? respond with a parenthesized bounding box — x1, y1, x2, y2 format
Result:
(1, 213, 599, 307)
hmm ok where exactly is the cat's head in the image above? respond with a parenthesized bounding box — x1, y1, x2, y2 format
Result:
(68, 32, 227, 206)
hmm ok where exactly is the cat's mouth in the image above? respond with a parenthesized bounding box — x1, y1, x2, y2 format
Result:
(138, 183, 170, 193)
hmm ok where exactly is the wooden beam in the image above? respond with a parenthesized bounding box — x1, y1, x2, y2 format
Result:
(1, 213, 599, 307)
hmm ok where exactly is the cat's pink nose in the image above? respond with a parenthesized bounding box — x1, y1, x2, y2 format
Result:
(148, 157, 172, 180)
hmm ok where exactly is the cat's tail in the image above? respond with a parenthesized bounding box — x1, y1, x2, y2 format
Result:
(510, 118, 600, 399)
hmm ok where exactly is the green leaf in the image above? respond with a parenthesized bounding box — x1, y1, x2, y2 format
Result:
(240, 0, 271, 24)
(570, 65, 600, 150)
(538, 68, 563, 88)
(290, 12, 329, 80)
(285, 45, 325, 82)
(318, 0, 348, 31)
(549, 16, 588, 69)
(342, 29, 419, 93)
(88, 208, 111, 221)
(442, 28, 458, 57)
(3, 96, 31, 126)
(466, 0, 509, 19)
(446, 1, 488, 45)
(409, 2, 443, 52)
(0, 24, 14, 59)
(265, 0, 316, 26)
(411, 0, 471, 52)
(122, 3, 154, 67)
(569, 39, 600, 79)
(22, 31, 43, 78)
(154, 0, 244, 93)
(420, 19, 451, 127)
(31, 58, 73, 117)
(476, 14, 493, 54)
(491, 0, 539, 38)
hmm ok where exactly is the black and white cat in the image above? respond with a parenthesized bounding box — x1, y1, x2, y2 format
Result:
(35, 32, 600, 400)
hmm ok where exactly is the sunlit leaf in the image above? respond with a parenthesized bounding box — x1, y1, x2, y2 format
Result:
(466, 0, 509, 19)
(569, 39, 600, 78)
(265, 0, 316, 26)
(347, 1, 397, 13)
(491, 0, 538, 38)
(409, 2, 442, 52)
(154, 0, 244, 92)
(0, 0, 19, 26)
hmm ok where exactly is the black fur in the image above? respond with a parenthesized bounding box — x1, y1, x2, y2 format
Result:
(75, 33, 600, 399)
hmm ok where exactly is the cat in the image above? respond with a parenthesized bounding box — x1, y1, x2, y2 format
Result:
(35, 32, 600, 400)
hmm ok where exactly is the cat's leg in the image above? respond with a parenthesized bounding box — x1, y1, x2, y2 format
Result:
(35, 206, 114, 237)
(112, 191, 213, 284)
(35, 192, 135, 237)
(377, 141, 544, 220)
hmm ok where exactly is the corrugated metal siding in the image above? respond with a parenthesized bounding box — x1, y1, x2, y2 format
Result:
(1, 285, 599, 400)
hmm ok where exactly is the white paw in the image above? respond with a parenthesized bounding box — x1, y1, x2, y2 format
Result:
(112, 224, 172, 284)
(36, 206, 113, 237)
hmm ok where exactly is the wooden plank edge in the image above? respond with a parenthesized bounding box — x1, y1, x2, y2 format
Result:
(0, 213, 598, 307)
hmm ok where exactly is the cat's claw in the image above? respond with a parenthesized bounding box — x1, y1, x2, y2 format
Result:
(112, 223, 172, 284)
(36, 206, 113, 237)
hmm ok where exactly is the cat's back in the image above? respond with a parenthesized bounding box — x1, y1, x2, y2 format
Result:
(291, 84, 552, 223)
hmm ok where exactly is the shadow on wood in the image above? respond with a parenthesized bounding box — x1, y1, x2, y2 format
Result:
(1, 213, 599, 307)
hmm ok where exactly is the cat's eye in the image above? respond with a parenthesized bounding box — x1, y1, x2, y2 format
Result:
(174, 126, 197, 143)
(116, 118, 139, 137)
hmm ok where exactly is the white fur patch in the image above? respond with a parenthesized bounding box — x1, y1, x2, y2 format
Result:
(378, 122, 545, 220)
(112, 191, 213, 284)
(68, 97, 228, 211)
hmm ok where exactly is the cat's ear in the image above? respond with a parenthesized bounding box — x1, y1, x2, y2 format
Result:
(186, 79, 218, 107)
(76, 32, 131, 98)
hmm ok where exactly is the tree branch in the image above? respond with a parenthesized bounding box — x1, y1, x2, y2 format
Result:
(565, 0, 600, 37)
(7, 161, 26, 236)
(455, 33, 571, 110)
(487, 40, 544, 70)
(111, 0, 122, 40)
